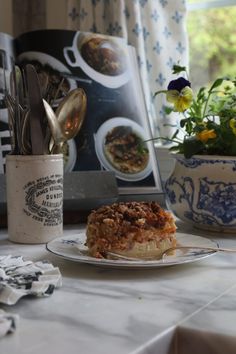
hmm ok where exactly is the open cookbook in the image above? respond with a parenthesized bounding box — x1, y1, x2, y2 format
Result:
(0, 29, 162, 195)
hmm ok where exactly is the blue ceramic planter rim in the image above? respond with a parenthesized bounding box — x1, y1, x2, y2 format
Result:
(170, 153, 236, 162)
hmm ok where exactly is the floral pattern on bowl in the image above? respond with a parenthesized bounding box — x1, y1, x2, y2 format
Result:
(165, 154, 236, 233)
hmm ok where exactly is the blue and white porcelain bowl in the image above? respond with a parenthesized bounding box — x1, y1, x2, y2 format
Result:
(165, 154, 236, 233)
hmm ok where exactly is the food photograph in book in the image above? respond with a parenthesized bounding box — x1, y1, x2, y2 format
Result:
(0, 29, 162, 194)
(0, 33, 14, 174)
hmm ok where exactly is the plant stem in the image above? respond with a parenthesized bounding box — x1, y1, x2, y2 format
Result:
(145, 137, 181, 144)
(202, 90, 212, 118)
(154, 90, 168, 97)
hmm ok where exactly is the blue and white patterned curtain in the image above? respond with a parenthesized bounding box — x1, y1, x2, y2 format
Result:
(66, 0, 188, 139)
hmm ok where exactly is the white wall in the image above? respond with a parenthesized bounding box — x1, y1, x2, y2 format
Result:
(0, 0, 68, 36)
(46, 0, 67, 29)
(0, 0, 13, 35)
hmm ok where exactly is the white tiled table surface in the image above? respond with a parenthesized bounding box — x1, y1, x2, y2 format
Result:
(0, 222, 236, 354)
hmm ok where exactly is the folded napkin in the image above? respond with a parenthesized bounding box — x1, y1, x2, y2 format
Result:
(0, 255, 62, 339)
(0, 309, 19, 338)
(0, 255, 62, 305)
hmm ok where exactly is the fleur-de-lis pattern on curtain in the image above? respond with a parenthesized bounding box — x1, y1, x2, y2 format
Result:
(66, 0, 188, 140)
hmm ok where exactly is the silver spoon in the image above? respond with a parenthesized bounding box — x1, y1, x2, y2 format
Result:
(55, 87, 87, 140)
(49, 88, 87, 154)
(43, 99, 65, 148)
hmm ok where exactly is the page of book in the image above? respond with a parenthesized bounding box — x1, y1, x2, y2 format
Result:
(0, 29, 163, 195)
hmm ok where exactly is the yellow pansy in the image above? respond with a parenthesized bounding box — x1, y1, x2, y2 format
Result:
(166, 86, 193, 112)
(166, 77, 193, 112)
(196, 129, 217, 143)
(217, 80, 235, 97)
(229, 118, 236, 135)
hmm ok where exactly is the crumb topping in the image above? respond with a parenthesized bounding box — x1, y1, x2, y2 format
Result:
(87, 201, 172, 236)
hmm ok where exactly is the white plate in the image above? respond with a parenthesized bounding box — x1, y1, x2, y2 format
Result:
(46, 232, 218, 269)
(94, 117, 153, 182)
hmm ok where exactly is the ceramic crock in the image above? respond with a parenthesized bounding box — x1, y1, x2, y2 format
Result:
(165, 154, 236, 233)
(6, 154, 63, 243)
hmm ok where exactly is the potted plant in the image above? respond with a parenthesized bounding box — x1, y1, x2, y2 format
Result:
(154, 65, 236, 232)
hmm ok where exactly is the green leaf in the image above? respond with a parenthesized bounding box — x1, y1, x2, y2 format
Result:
(169, 145, 181, 151)
(171, 129, 180, 140)
(164, 106, 174, 114)
(172, 65, 187, 75)
(182, 138, 205, 158)
(209, 78, 225, 92)
(228, 139, 236, 155)
(180, 118, 189, 128)
(197, 87, 207, 99)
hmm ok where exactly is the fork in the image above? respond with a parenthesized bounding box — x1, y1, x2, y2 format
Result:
(106, 245, 236, 261)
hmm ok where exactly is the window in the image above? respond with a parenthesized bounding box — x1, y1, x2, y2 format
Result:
(187, 0, 236, 91)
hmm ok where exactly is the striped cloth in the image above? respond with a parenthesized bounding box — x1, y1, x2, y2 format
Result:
(0, 255, 62, 338)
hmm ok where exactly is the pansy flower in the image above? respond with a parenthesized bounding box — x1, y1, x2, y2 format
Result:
(153, 64, 236, 158)
(196, 129, 217, 143)
(229, 118, 236, 135)
(217, 80, 235, 97)
(166, 77, 193, 112)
